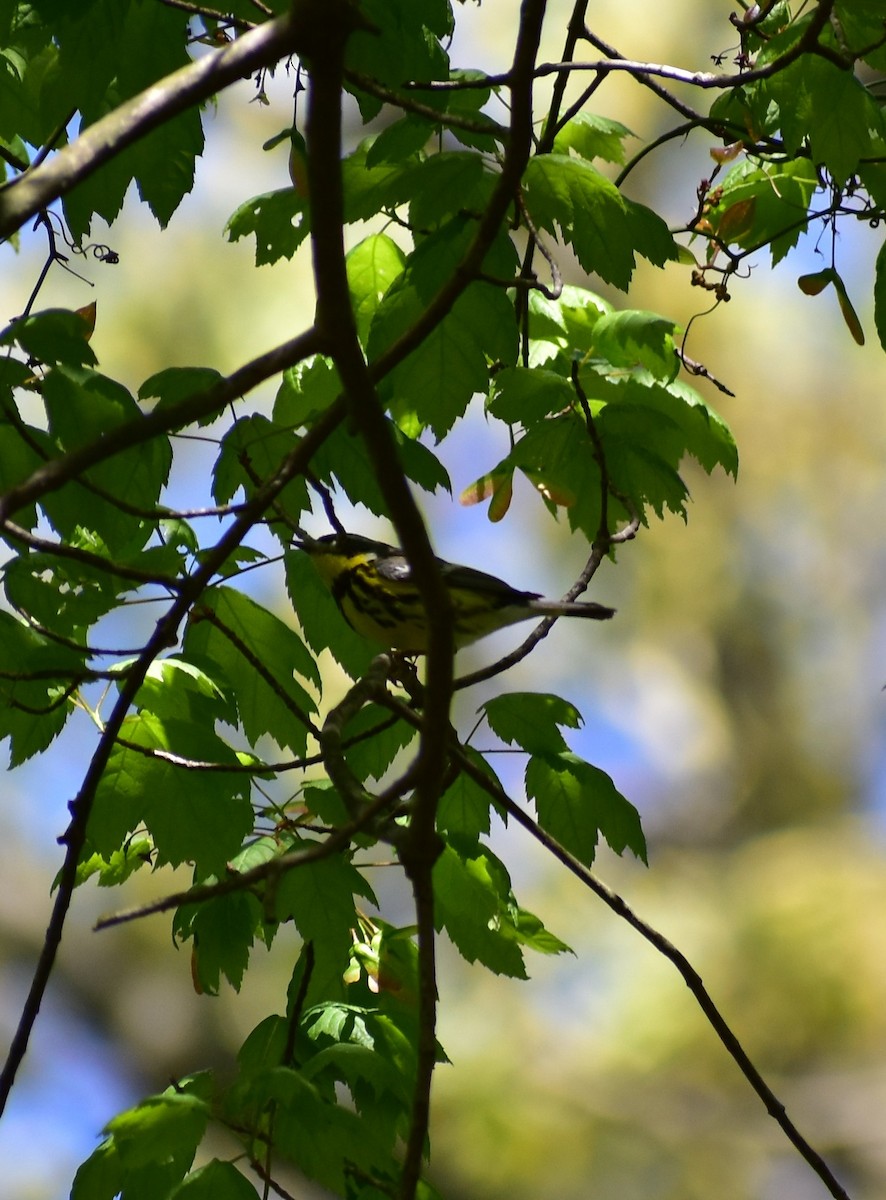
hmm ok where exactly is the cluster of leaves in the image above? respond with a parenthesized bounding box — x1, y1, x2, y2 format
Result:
(697, 0, 886, 346)
(0, 1, 880, 1199)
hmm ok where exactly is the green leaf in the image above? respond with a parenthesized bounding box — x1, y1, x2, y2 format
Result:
(0, 355, 35, 404)
(393, 424, 452, 493)
(138, 366, 224, 428)
(130, 106, 203, 229)
(302, 1001, 417, 1088)
(302, 781, 354, 830)
(211, 413, 310, 516)
(437, 747, 501, 839)
(552, 112, 634, 163)
(4, 546, 125, 639)
(433, 842, 527, 977)
(874, 240, 886, 353)
(0, 308, 97, 366)
(525, 285, 610, 369)
(274, 354, 343, 429)
(76, 1077, 213, 1200)
(588, 371, 738, 479)
(0, 421, 47, 533)
(161, 516, 200, 558)
(169, 1160, 258, 1200)
(342, 139, 422, 221)
(623, 195, 679, 270)
(71, 1138, 124, 1200)
(131, 657, 233, 725)
(703, 157, 819, 264)
(406, 151, 498, 228)
(0, 610, 82, 766)
(525, 751, 647, 865)
(346, 0, 450, 117)
(74, 839, 153, 889)
(368, 221, 518, 437)
(89, 711, 254, 877)
(310, 415, 451, 512)
(226, 188, 309, 265)
(106, 1083, 209, 1171)
(59, 2, 203, 236)
(346, 233, 406, 346)
(592, 310, 678, 380)
(277, 852, 378, 941)
(598, 408, 691, 522)
(523, 155, 676, 288)
(341, 702, 417, 782)
(236, 1014, 288, 1079)
(771, 54, 885, 184)
(365, 116, 435, 167)
(835, 0, 886, 69)
(309, 420, 391, 513)
(61, 143, 130, 241)
(482, 692, 582, 756)
(41, 366, 171, 552)
(301, 1040, 405, 1107)
(184, 585, 319, 755)
(176, 890, 263, 994)
(237, 1063, 400, 1192)
(281, 386, 445, 502)
(276, 851, 379, 999)
(509, 413, 602, 534)
(487, 366, 577, 424)
(510, 906, 573, 956)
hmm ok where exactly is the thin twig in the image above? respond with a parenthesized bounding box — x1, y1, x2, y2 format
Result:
(675, 347, 736, 396)
(344, 69, 509, 140)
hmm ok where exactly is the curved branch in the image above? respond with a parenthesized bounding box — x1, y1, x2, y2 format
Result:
(453, 751, 853, 1200)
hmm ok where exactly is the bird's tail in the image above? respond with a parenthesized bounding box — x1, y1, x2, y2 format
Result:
(530, 599, 616, 621)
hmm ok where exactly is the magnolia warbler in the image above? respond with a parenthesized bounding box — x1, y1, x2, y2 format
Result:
(297, 532, 615, 654)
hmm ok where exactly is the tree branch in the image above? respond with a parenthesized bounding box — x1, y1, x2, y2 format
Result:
(0, 521, 182, 590)
(94, 782, 405, 931)
(0, 14, 298, 239)
(290, 11, 458, 1192)
(453, 751, 853, 1200)
(0, 327, 328, 523)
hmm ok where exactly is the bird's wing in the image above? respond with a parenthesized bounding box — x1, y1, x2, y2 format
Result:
(373, 551, 537, 602)
(373, 552, 415, 584)
(440, 561, 539, 602)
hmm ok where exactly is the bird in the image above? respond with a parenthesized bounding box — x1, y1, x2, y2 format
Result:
(295, 532, 615, 654)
